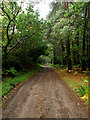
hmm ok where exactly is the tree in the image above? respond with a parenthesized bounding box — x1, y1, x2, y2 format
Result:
(1, 2, 22, 56)
(2, 2, 47, 70)
(45, 1, 89, 71)
(82, 7, 87, 71)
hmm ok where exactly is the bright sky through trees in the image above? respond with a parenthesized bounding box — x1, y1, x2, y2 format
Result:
(19, 0, 53, 19)
(33, 0, 53, 19)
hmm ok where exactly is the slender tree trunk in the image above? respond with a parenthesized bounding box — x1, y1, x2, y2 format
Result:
(87, 36, 90, 71)
(57, 44, 61, 65)
(82, 7, 87, 71)
(51, 59, 52, 64)
(87, 6, 90, 70)
(75, 14, 80, 65)
(63, 2, 71, 69)
(72, 41, 76, 65)
(66, 37, 72, 70)
(61, 39, 65, 65)
(61, 39, 64, 65)
(53, 43, 57, 65)
(76, 29, 80, 64)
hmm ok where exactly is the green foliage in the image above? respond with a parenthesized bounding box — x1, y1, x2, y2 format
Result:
(2, 82, 13, 97)
(8, 67, 17, 77)
(73, 79, 88, 97)
(85, 71, 90, 75)
(60, 65, 64, 68)
(3, 67, 17, 77)
(54, 64, 60, 68)
(2, 2, 47, 72)
(2, 67, 40, 97)
(45, 1, 89, 71)
(37, 55, 51, 64)
(72, 64, 81, 70)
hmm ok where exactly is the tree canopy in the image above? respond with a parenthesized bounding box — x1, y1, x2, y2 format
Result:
(1, 1, 48, 72)
(45, 2, 90, 71)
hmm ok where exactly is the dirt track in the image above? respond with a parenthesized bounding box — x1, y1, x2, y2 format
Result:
(2, 66, 88, 118)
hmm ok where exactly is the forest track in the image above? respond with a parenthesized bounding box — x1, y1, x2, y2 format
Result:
(2, 66, 88, 118)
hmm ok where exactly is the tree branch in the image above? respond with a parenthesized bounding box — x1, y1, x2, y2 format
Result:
(7, 41, 20, 54)
(1, 2, 11, 21)
(2, 2, 21, 55)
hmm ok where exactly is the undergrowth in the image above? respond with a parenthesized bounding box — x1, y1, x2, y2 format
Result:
(54, 65, 89, 106)
(1, 67, 41, 97)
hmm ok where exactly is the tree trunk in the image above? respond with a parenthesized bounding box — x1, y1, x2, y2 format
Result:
(66, 37, 72, 70)
(87, 36, 90, 71)
(87, 6, 90, 70)
(82, 7, 87, 71)
(53, 43, 57, 65)
(72, 41, 76, 65)
(75, 14, 80, 65)
(61, 39, 65, 65)
(76, 29, 80, 64)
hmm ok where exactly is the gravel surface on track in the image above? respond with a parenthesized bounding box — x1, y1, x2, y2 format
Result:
(2, 66, 88, 118)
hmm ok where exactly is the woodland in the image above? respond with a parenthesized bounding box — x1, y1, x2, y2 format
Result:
(0, 1, 90, 101)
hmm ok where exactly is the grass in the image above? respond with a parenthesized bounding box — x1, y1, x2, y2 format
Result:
(2, 67, 40, 98)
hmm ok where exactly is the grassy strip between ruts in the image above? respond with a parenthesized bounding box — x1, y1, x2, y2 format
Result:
(1, 67, 41, 99)
(53, 66, 89, 107)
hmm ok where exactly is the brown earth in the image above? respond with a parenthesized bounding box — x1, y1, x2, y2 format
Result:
(2, 66, 88, 118)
